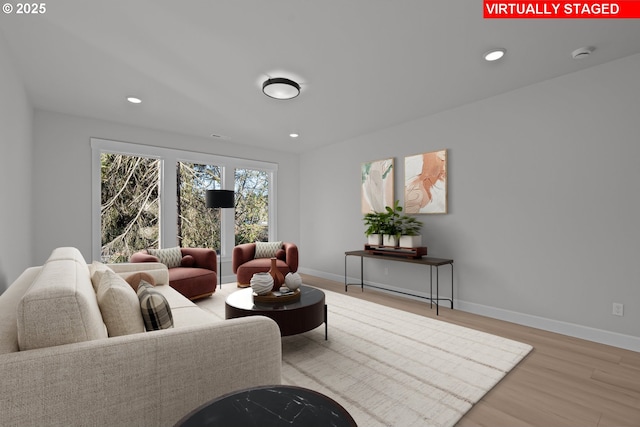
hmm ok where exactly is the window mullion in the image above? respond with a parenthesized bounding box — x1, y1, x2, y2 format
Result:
(221, 165, 235, 259)
(160, 158, 178, 248)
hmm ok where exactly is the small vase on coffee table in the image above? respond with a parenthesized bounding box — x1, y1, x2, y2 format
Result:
(269, 257, 285, 291)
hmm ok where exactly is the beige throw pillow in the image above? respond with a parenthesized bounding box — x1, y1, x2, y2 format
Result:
(254, 241, 283, 259)
(147, 247, 182, 268)
(89, 261, 113, 292)
(96, 270, 145, 337)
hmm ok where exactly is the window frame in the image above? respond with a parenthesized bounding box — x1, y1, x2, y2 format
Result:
(91, 138, 278, 263)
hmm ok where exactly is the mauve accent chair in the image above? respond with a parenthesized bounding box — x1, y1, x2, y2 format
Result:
(129, 247, 217, 300)
(232, 242, 299, 287)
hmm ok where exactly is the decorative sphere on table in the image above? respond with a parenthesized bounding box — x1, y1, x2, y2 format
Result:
(250, 273, 273, 295)
(284, 272, 302, 290)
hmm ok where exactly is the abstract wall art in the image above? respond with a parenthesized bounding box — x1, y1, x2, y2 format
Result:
(404, 149, 447, 214)
(361, 158, 394, 214)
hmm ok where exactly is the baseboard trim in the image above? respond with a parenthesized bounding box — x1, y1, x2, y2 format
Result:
(299, 267, 640, 352)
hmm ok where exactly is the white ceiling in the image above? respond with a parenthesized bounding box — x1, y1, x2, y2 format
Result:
(2, 1, 640, 153)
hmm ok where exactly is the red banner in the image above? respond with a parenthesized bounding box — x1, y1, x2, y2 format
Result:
(484, 1, 640, 18)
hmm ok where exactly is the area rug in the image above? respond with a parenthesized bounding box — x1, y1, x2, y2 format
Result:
(196, 285, 532, 427)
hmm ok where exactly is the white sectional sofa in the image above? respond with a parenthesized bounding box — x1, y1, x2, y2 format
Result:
(0, 247, 282, 427)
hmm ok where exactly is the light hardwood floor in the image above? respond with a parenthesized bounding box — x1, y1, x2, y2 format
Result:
(301, 274, 640, 427)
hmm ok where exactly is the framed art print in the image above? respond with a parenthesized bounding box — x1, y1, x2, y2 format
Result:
(404, 150, 447, 214)
(361, 158, 394, 214)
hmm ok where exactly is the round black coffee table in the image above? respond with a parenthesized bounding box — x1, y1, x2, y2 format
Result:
(225, 285, 327, 339)
(174, 385, 357, 427)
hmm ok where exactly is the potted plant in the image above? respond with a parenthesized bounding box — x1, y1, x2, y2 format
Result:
(363, 211, 385, 245)
(381, 200, 403, 247)
(398, 215, 423, 248)
(367, 200, 424, 248)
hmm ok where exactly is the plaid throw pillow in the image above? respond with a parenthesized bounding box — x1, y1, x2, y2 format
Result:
(137, 281, 174, 331)
(254, 241, 283, 259)
(148, 247, 182, 268)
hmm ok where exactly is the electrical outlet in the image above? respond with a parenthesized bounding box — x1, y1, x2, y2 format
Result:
(612, 303, 624, 316)
(384, 267, 389, 275)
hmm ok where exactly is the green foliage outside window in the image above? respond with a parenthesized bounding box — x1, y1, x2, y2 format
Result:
(177, 162, 221, 249)
(100, 153, 159, 263)
(235, 168, 269, 244)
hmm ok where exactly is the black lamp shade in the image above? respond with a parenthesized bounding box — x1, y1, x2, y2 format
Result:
(205, 190, 235, 209)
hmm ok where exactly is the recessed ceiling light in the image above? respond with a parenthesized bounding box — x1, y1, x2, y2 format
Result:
(262, 78, 300, 100)
(289, 133, 299, 138)
(484, 48, 506, 62)
(571, 46, 595, 59)
(127, 96, 142, 104)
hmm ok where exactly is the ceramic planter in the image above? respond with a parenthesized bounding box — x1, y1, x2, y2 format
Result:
(383, 235, 399, 247)
(399, 235, 422, 248)
(367, 234, 383, 246)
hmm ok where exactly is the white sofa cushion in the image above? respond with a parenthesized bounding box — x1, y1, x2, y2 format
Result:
(17, 248, 108, 351)
(150, 284, 217, 327)
(47, 246, 91, 263)
(107, 262, 170, 286)
(96, 269, 145, 337)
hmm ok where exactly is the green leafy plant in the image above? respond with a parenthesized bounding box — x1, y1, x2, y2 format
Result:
(363, 211, 385, 236)
(399, 215, 422, 236)
(380, 200, 403, 243)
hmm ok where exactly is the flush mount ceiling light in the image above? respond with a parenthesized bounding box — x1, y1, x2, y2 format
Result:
(262, 77, 300, 100)
(484, 48, 506, 62)
(289, 133, 299, 138)
(127, 96, 142, 104)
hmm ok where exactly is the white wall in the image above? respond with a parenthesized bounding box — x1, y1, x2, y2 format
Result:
(0, 34, 33, 291)
(300, 53, 640, 350)
(32, 110, 300, 282)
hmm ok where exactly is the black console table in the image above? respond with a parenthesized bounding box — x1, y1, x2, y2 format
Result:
(344, 250, 453, 315)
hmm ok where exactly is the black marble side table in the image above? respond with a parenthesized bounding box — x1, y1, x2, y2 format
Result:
(175, 385, 357, 427)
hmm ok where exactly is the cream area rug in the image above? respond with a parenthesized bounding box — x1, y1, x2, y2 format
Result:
(196, 284, 532, 427)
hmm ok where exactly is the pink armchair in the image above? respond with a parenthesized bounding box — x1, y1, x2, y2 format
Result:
(129, 247, 217, 300)
(232, 242, 298, 287)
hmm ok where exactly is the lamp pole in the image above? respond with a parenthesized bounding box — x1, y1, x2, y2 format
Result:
(205, 189, 235, 288)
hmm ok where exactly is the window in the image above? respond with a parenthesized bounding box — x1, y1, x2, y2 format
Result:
(91, 138, 277, 266)
(99, 153, 159, 263)
(177, 162, 221, 248)
(235, 168, 270, 245)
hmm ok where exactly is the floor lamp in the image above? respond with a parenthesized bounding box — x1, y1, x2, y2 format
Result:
(205, 189, 235, 289)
